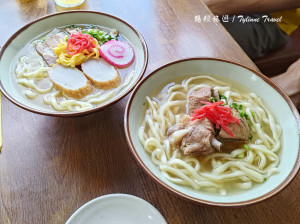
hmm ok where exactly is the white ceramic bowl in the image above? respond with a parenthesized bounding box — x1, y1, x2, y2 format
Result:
(0, 11, 148, 117)
(66, 194, 167, 224)
(124, 58, 300, 206)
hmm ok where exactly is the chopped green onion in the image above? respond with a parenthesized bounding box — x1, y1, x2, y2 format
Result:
(251, 111, 255, 118)
(248, 120, 253, 127)
(249, 134, 253, 141)
(82, 29, 115, 45)
(237, 153, 245, 159)
(219, 94, 228, 104)
(239, 110, 249, 120)
(243, 144, 250, 150)
(230, 103, 252, 127)
(210, 97, 215, 103)
(232, 103, 238, 110)
(219, 94, 227, 99)
(240, 110, 249, 120)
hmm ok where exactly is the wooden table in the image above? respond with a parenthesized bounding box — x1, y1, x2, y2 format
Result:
(0, 0, 298, 223)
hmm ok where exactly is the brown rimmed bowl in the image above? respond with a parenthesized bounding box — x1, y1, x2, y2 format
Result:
(124, 58, 300, 206)
(0, 11, 148, 117)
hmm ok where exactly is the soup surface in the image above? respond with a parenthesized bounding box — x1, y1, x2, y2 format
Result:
(138, 75, 282, 195)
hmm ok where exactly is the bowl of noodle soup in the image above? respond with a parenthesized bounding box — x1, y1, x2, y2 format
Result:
(124, 58, 300, 206)
(0, 11, 148, 116)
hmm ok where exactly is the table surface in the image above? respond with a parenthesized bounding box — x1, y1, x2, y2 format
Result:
(0, 0, 298, 224)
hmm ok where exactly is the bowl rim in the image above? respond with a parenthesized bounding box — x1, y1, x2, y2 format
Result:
(0, 10, 148, 117)
(124, 57, 300, 207)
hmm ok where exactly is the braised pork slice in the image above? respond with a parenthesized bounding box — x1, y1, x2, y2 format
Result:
(168, 117, 221, 156)
(187, 86, 212, 115)
(218, 109, 250, 141)
(181, 119, 217, 155)
(35, 33, 65, 66)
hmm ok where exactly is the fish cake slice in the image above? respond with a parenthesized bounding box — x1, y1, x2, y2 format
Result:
(81, 58, 121, 89)
(49, 64, 94, 99)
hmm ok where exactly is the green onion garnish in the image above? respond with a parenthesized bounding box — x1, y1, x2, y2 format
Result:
(243, 144, 250, 150)
(249, 134, 253, 141)
(237, 153, 245, 159)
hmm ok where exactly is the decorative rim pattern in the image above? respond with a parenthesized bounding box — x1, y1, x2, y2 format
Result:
(124, 57, 300, 207)
(0, 10, 148, 117)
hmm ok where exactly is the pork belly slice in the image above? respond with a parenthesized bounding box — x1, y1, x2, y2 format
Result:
(81, 58, 121, 89)
(168, 117, 221, 156)
(35, 33, 65, 66)
(218, 109, 250, 141)
(49, 64, 94, 99)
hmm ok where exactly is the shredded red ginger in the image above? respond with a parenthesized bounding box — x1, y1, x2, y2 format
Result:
(191, 101, 240, 137)
(67, 30, 96, 55)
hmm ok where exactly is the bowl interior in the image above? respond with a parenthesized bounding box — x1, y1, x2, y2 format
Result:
(126, 59, 300, 205)
(0, 11, 147, 116)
